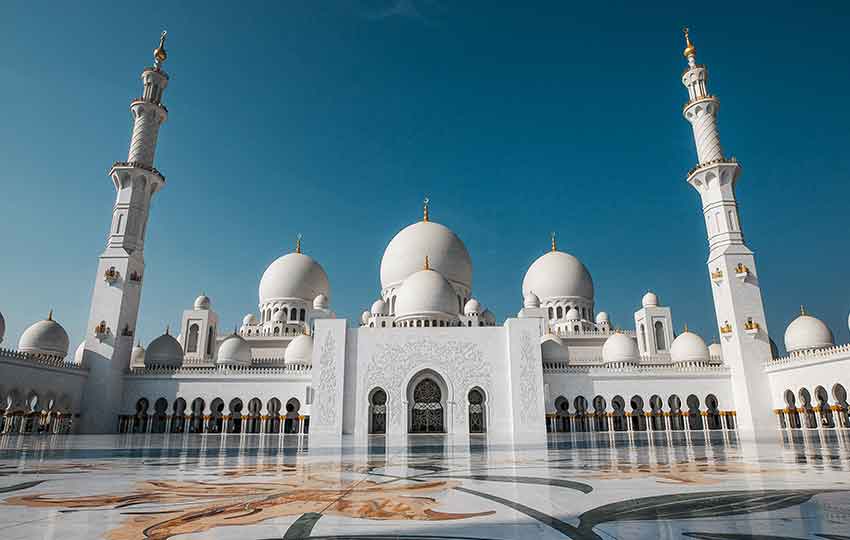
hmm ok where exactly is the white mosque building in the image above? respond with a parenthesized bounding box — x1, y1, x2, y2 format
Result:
(1, 30, 849, 443)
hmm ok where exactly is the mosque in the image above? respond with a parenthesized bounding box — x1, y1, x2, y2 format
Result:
(1, 30, 849, 443)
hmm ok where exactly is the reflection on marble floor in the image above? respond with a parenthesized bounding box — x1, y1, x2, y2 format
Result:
(1, 431, 850, 539)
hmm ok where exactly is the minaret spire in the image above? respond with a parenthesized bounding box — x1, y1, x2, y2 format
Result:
(680, 28, 774, 436)
(154, 30, 167, 70)
(296, 233, 302, 254)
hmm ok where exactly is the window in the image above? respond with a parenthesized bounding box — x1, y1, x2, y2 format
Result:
(299, 309, 306, 321)
(187, 324, 199, 353)
(654, 321, 666, 351)
(556, 306, 563, 318)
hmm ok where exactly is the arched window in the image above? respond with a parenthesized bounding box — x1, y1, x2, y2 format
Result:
(654, 321, 666, 351)
(556, 306, 563, 319)
(273, 327, 280, 335)
(206, 326, 214, 356)
(290, 309, 297, 321)
(299, 308, 306, 321)
(468, 388, 485, 433)
(640, 324, 647, 352)
(548, 307, 554, 319)
(187, 324, 200, 353)
(369, 388, 387, 434)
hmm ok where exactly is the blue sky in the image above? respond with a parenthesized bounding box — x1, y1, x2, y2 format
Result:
(1, 1, 849, 353)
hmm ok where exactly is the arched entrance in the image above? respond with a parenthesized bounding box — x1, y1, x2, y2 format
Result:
(409, 378, 444, 433)
(468, 388, 485, 434)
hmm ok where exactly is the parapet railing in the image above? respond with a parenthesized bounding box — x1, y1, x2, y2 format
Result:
(128, 363, 312, 376)
(765, 343, 850, 369)
(0, 348, 87, 371)
(543, 360, 729, 375)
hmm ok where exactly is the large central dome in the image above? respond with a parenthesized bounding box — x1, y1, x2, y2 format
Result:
(259, 252, 330, 304)
(380, 221, 472, 290)
(522, 250, 594, 302)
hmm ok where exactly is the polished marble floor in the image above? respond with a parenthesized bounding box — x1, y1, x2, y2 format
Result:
(1, 430, 849, 539)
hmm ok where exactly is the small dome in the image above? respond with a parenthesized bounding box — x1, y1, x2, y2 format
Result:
(381, 220, 472, 290)
(242, 313, 258, 326)
(217, 333, 252, 366)
(708, 342, 722, 360)
(464, 298, 481, 316)
(523, 291, 540, 309)
(784, 310, 834, 353)
(361, 310, 371, 325)
(145, 331, 183, 368)
(271, 309, 287, 323)
(565, 307, 580, 321)
(602, 332, 639, 365)
(395, 269, 458, 320)
(670, 330, 710, 364)
(642, 291, 659, 308)
(259, 252, 330, 305)
(371, 299, 388, 316)
(194, 294, 211, 310)
(0, 310, 5, 344)
(595, 311, 609, 324)
(522, 251, 594, 303)
(73, 340, 87, 366)
(313, 293, 329, 310)
(18, 312, 70, 358)
(481, 309, 496, 325)
(285, 333, 313, 366)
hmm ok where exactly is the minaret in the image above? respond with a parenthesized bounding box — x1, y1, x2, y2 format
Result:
(78, 32, 171, 433)
(680, 28, 774, 435)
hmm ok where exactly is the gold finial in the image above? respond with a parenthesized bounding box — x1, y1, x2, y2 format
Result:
(550, 232, 557, 252)
(424, 255, 430, 270)
(423, 197, 430, 222)
(154, 30, 168, 68)
(684, 323, 689, 332)
(800, 304, 806, 316)
(682, 27, 696, 58)
(165, 325, 170, 335)
(295, 233, 302, 254)
(47, 309, 53, 321)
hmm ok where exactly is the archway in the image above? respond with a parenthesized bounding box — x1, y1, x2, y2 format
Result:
(151, 398, 168, 433)
(573, 396, 589, 432)
(630, 395, 647, 431)
(267, 398, 282, 433)
(649, 395, 665, 430)
(592, 395, 608, 432)
(705, 394, 722, 430)
(369, 388, 387, 434)
(468, 387, 486, 434)
(171, 398, 187, 433)
(554, 396, 570, 433)
(246, 398, 262, 433)
(611, 395, 627, 431)
(208, 398, 225, 433)
(133, 398, 149, 433)
(833, 384, 849, 428)
(687, 394, 704, 430)
(189, 398, 205, 433)
(408, 373, 445, 434)
(669, 395, 684, 431)
(815, 386, 834, 428)
(228, 398, 244, 433)
(798, 388, 817, 428)
(284, 398, 301, 434)
(784, 390, 801, 429)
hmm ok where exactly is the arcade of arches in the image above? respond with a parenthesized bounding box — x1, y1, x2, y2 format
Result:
(117, 396, 308, 435)
(777, 383, 850, 431)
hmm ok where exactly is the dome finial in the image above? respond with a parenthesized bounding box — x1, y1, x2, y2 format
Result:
(295, 233, 302, 254)
(800, 304, 806, 316)
(684, 323, 689, 332)
(682, 26, 696, 59)
(154, 30, 168, 69)
(165, 325, 170, 335)
(47, 309, 53, 321)
(423, 196, 430, 222)
(424, 255, 430, 270)
(550, 231, 557, 252)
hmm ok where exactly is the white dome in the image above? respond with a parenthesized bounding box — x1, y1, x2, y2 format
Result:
(361, 311, 371, 325)
(708, 342, 722, 360)
(784, 312, 834, 353)
(395, 269, 459, 319)
(565, 307, 580, 321)
(602, 332, 639, 365)
(259, 252, 330, 305)
(523, 291, 540, 309)
(595, 311, 609, 324)
(380, 221, 472, 290)
(522, 251, 593, 302)
(271, 310, 287, 323)
(217, 333, 252, 366)
(194, 294, 211, 310)
(0, 310, 5, 344)
(285, 333, 313, 366)
(145, 331, 183, 368)
(18, 313, 69, 358)
(642, 291, 659, 308)
(242, 313, 258, 326)
(670, 331, 710, 364)
(130, 342, 145, 366)
(313, 294, 329, 310)
(371, 299, 388, 316)
(464, 298, 481, 316)
(73, 340, 87, 366)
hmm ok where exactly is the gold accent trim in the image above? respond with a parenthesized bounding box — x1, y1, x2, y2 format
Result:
(682, 27, 696, 58)
(423, 197, 429, 222)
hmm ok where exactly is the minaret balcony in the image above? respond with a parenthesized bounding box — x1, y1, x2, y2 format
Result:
(104, 266, 121, 284)
(94, 321, 111, 341)
(719, 321, 733, 338)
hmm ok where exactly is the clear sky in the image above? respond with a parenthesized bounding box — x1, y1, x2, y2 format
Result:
(2, 1, 849, 354)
